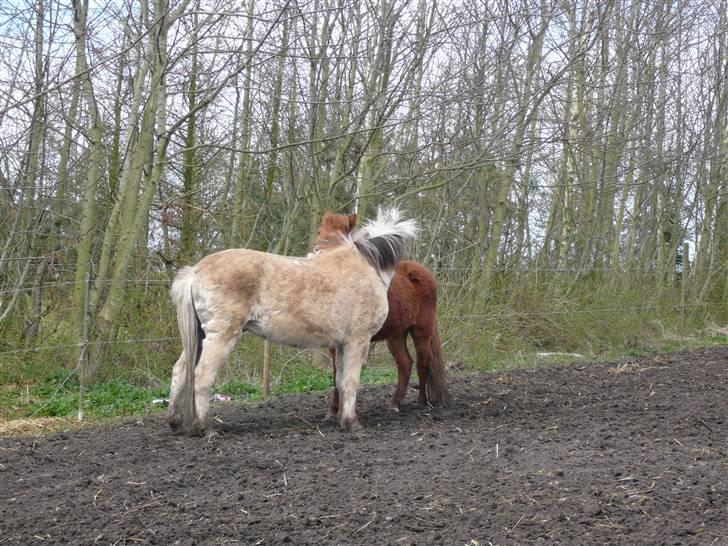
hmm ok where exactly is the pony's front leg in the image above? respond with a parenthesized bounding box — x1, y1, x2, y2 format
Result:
(191, 334, 235, 436)
(336, 337, 370, 432)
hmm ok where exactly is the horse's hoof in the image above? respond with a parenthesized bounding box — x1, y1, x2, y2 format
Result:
(388, 404, 401, 414)
(189, 422, 207, 437)
(341, 418, 364, 433)
(167, 414, 184, 434)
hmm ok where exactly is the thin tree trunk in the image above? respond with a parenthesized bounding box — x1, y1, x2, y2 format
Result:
(70, 0, 105, 364)
(264, 9, 288, 200)
(179, 2, 200, 262)
(482, 5, 550, 286)
(229, 0, 255, 246)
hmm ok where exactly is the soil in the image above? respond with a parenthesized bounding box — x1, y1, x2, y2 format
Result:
(2, 346, 728, 545)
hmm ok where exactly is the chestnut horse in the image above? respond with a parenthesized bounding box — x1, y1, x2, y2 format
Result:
(168, 208, 417, 435)
(313, 212, 449, 414)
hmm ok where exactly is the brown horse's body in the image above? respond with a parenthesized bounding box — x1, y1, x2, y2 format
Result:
(315, 213, 450, 413)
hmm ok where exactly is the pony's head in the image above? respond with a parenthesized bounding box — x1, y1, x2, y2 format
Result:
(314, 212, 357, 253)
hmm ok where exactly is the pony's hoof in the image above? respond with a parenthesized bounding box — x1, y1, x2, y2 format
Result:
(167, 414, 184, 434)
(388, 403, 401, 414)
(341, 418, 364, 433)
(189, 422, 207, 437)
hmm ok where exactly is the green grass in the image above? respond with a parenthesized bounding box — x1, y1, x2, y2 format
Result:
(3, 267, 726, 433)
(1, 336, 725, 425)
(275, 365, 331, 394)
(0, 359, 399, 422)
(213, 379, 261, 397)
(0, 374, 170, 420)
(273, 360, 398, 394)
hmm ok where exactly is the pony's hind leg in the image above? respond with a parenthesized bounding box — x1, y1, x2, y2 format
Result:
(412, 328, 434, 405)
(190, 333, 238, 436)
(336, 337, 370, 432)
(385, 333, 413, 413)
(328, 348, 340, 418)
(167, 352, 189, 433)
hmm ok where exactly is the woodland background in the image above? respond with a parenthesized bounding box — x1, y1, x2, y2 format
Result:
(1, 0, 727, 416)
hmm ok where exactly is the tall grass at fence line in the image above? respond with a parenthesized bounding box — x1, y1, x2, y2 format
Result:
(436, 268, 728, 372)
(1, 267, 726, 423)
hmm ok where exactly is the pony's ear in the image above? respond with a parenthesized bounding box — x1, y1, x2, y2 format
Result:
(347, 213, 357, 232)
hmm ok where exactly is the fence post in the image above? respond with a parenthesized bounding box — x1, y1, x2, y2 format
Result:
(263, 339, 270, 399)
(681, 242, 689, 327)
(77, 273, 90, 421)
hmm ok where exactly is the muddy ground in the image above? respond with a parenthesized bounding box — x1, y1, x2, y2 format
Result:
(2, 347, 728, 545)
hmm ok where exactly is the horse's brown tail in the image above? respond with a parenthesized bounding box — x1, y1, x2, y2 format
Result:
(170, 267, 201, 431)
(424, 326, 450, 406)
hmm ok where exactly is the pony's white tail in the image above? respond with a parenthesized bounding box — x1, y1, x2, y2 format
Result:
(353, 207, 418, 283)
(169, 267, 201, 431)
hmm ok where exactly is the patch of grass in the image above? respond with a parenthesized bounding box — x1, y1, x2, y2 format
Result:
(651, 335, 728, 354)
(3, 327, 724, 427)
(361, 365, 398, 385)
(0, 373, 169, 420)
(214, 379, 261, 398)
(276, 365, 331, 394)
(273, 357, 400, 395)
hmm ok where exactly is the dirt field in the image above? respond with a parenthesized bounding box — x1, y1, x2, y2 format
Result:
(2, 346, 727, 545)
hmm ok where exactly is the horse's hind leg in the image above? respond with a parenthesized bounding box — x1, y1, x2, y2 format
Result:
(386, 333, 413, 413)
(329, 348, 340, 418)
(412, 329, 433, 405)
(167, 352, 188, 433)
(336, 336, 370, 432)
(190, 333, 237, 436)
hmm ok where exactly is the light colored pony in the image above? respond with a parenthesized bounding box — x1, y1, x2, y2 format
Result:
(168, 208, 417, 435)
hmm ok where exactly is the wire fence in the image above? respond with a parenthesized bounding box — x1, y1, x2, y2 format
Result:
(1, 261, 726, 427)
(1, 316, 725, 432)
(0, 337, 179, 357)
(0, 302, 724, 360)
(0, 263, 724, 294)
(0, 279, 171, 296)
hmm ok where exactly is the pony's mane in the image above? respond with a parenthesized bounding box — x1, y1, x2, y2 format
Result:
(349, 208, 417, 281)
